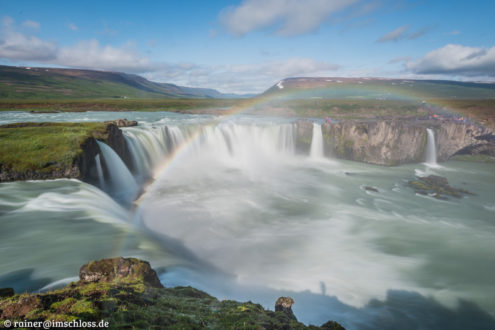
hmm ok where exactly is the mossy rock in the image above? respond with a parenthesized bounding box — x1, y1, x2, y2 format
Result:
(408, 175, 475, 200)
(0, 258, 346, 329)
(79, 257, 163, 288)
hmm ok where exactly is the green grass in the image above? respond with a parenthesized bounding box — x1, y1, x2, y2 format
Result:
(0, 98, 241, 112)
(0, 122, 108, 172)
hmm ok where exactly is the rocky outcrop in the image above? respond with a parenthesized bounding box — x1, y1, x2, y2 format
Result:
(79, 257, 163, 288)
(0, 258, 345, 329)
(275, 296, 296, 320)
(79, 122, 134, 186)
(296, 119, 494, 165)
(104, 118, 138, 127)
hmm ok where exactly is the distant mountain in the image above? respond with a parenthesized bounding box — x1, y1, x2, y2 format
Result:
(262, 77, 495, 100)
(0, 65, 249, 99)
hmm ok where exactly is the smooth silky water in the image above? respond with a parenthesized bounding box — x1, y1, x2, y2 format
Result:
(1, 111, 494, 329)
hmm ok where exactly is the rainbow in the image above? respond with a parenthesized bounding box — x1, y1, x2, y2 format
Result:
(133, 82, 473, 204)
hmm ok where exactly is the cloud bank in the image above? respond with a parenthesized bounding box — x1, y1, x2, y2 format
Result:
(407, 44, 495, 77)
(220, 0, 358, 36)
(145, 58, 340, 94)
(0, 17, 152, 73)
(0, 17, 57, 61)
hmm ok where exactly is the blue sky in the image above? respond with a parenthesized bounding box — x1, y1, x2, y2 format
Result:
(0, 0, 494, 93)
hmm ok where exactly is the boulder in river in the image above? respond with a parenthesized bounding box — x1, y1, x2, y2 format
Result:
(408, 175, 474, 199)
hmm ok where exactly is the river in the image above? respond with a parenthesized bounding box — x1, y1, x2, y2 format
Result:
(1, 111, 494, 329)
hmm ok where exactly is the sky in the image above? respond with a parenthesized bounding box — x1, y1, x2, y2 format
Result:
(0, 0, 494, 94)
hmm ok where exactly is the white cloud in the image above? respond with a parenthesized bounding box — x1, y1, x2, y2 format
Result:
(0, 17, 57, 61)
(407, 44, 495, 77)
(0, 16, 342, 93)
(57, 40, 153, 73)
(407, 26, 432, 40)
(377, 24, 432, 43)
(22, 20, 40, 29)
(2, 16, 14, 27)
(0, 18, 153, 73)
(377, 25, 409, 42)
(388, 56, 410, 64)
(68, 23, 78, 31)
(220, 0, 358, 36)
(145, 58, 340, 94)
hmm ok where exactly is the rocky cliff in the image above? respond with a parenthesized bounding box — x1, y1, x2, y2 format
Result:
(296, 119, 494, 165)
(80, 120, 136, 186)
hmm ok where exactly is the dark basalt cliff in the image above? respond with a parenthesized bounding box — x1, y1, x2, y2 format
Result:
(296, 119, 494, 165)
(79, 121, 136, 187)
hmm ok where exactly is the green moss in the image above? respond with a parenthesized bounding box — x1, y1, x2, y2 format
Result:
(0, 256, 345, 329)
(451, 154, 495, 163)
(69, 299, 96, 317)
(0, 122, 107, 173)
(51, 297, 77, 311)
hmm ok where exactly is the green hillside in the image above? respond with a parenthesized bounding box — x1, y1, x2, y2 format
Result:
(263, 77, 495, 100)
(0, 65, 235, 99)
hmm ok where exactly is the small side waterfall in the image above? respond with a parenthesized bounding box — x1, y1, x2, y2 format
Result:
(96, 141, 139, 203)
(425, 128, 437, 166)
(95, 154, 105, 189)
(310, 123, 324, 159)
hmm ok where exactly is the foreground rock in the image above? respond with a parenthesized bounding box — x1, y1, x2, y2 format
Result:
(79, 257, 163, 288)
(0, 257, 345, 329)
(408, 175, 474, 200)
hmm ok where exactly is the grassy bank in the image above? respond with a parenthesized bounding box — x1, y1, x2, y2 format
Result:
(0, 122, 108, 173)
(0, 98, 241, 112)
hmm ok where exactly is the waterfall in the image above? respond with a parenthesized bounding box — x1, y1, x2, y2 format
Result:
(94, 154, 105, 189)
(310, 123, 324, 159)
(123, 126, 170, 181)
(167, 126, 186, 148)
(425, 128, 437, 166)
(96, 141, 139, 203)
(121, 123, 298, 181)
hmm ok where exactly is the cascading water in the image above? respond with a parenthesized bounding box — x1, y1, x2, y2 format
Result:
(123, 123, 297, 178)
(425, 128, 437, 166)
(95, 154, 105, 189)
(96, 141, 139, 203)
(123, 125, 187, 181)
(310, 123, 324, 159)
(3, 111, 494, 330)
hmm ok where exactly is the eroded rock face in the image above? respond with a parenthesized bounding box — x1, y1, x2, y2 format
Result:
(295, 119, 493, 165)
(73, 122, 134, 186)
(435, 121, 487, 161)
(321, 120, 427, 165)
(79, 257, 163, 288)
